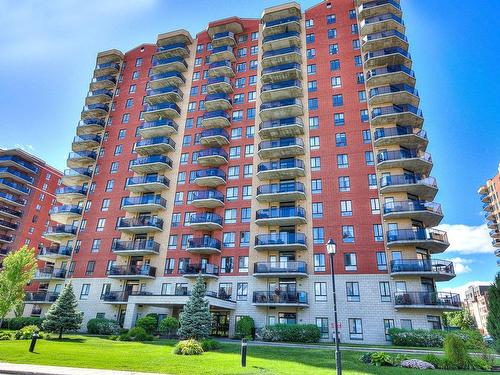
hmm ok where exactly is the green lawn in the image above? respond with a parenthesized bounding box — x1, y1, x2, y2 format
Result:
(0, 335, 488, 375)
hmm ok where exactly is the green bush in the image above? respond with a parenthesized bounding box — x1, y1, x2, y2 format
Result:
(200, 338, 221, 351)
(135, 316, 157, 334)
(14, 325, 43, 340)
(8, 317, 43, 330)
(388, 328, 484, 349)
(173, 339, 204, 355)
(0, 331, 12, 340)
(0, 319, 9, 329)
(260, 324, 320, 343)
(124, 327, 153, 341)
(235, 316, 254, 339)
(370, 352, 393, 367)
(444, 334, 468, 369)
(360, 352, 373, 364)
(159, 316, 179, 336)
(86, 318, 120, 335)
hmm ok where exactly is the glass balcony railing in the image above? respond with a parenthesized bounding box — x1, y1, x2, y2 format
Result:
(126, 175, 170, 189)
(211, 45, 234, 54)
(25, 291, 60, 303)
(73, 134, 101, 144)
(257, 182, 305, 196)
(111, 239, 160, 254)
(0, 156, 38, 173)
(0, 167, 33, 184)
(0, 205, 22, 218)
(189, 212, 223, 226)
(140, 119, 179, 133)
(109, 265, 157, 278)
(359, 0, 401, 12)
(201, 128, 230, 140)
(260, 98, 302, 111)
(262, 62, 301, 75)
(34, 268, 67, 279)
(380, 174, 437, 188)
(121, 195, 166, 209)
(0, 178, 30, 194)
(209, 60, 232, 70)
(203, 110, 231, 120)
(372, 104, 423, 119)
(369, 84, 418, 99)
(0, 191, 26, 206)
(198, 148, 228, 160)
(259, 117, 304, 131)
(91, 75, 116, 85)
(152, 56, 187, 68)
(362, 13, 403, 27)
(362, 29, 407, 44)
(130, 155, 173, 169)
(0, 219, 18, 230)
(387, 228, 448, 244)
(45, 225, 78, 236)
(0, 234, 13, 242)
(254, 261, 307, 274)
(213, 31, 235, 40)
(49, 205, 82, 216)
(207, 76, 232, 85)
(143, 102, 181, 114)
(263, 31, 300, 43)
(265, 16, 300, 28)
(55, 186, 88, 196)
(262, 47, 301, 59)
(149, 71, 186, 83)
(256, 206, 306, 220)
(205, 93, 232, 103)
(38, 246, 72, 258)
(261, 79, 302, 92)
(135, 136, 176, 149)
(181, 263, 219, 276)
(87, 89, 113, 99)
(156, 43, 187, 53)
(390, 259, 454, 275)
(146, 86, 184, 99)
(374, 126, 427, 141)
(377, 149, 432, 163)
(117, 217, 164, 230)
(188, 237, 222, 251)
(77, 118, 106, 130)
(258, 137, 304, 151)
(258, 158, 305, 173)
(384, 200, 442, 215)
(63, 168, 92, 178)
(193, 168, 226, 180)
(191, 190, 224, 203)
(253, 291, 308, 304)
(365, 47, 410, 62)
(95, 62, 120, 71)
(255, 232, 307, 247)
(394, 292, 460, 308)
(82, 103, 109, 113)
(366, 64, 415, 80)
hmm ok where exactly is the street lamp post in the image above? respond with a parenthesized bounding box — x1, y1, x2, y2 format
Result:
(326, 238, 342, 375)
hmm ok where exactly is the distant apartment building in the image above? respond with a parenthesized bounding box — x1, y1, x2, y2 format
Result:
(24, 1, 459, 344)
(464, 285, 490, 334)
(478, 163, 500, 266)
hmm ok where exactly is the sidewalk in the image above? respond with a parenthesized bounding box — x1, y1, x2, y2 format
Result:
(0, 362, 166, 375)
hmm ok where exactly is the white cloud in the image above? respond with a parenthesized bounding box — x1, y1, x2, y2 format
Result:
(443, 280, 492, 299)
(438, 223, 493, 255)
(447, 257, 473, 275)
(13, 143, 35, 152)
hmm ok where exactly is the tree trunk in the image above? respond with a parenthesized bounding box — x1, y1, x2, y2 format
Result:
(59, 328, 63, 340)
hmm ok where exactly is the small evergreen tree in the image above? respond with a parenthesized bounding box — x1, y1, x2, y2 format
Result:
(42, 282, 83, 339)
(487, 274, 500, 353)
(178, 274, 212, 340)
(444, 308, 477, 330)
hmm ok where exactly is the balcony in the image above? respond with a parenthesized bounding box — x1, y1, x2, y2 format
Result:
(181, 263, 219, 279)
(0, 156, 37, 174)
(258, 137, 305, 159)
(262, 31, 301, 52)
(261, 62, 302, 84)
(108, 265, 157, 280)
(255, 206, 307, 226)
(0, 205, 22, 220)
(130, 155, 173, 174)
(33, 268, 67, 281)
(206, 76, 233, 94)
(135, 137, 175, 156)
(187, 237, 222, 255)
(111, 239, 160, 256)
(125, 175, 170, 193)
(371, 104, 424, 127)
(487, 220, 498, 230)
(263, 16, 301, 37)
(102, 291, 130, 303)
(198, 148, 228, 167)
(209, 46, 236, 63)
(255, 232, 307, 252)
(189, 212, 223, 231)
(480, 192, 491, 203)
(143, 102, 181, 121)
(37, 246, 72, 261)
(362, 29, 408, 52)
(117, 217, 163, 234)
(205, 93, 232, 111)
(364, 47, 411, 70)
(191, 190, 225, 208)
(49, 205, 82, 223)
(380, 174, 438, 201)
(377, 149, 433, 174)
(262, 47, 302, 68)
(369, 84, 419, 107)
(390, 259, 455, 281)
(89, 75, 116, 90)
(25, 291, 60, 304)
(358, 0, 402, 20)
(76, 118, 106, 136)
(261, 80, 302, 102)
(208, 60, 235, 78)
(394, 292, 460, 311)
(192, 169, 226, 187)
(259, 98, 304, 121)
(154, 43, 189, 59)
(212, 32, 236, 48)
(483, 201, 495, 212)
(0, 166, 33, 184)
(254, 261, 307, 278)
(257, 158, 305, 180)
(121, 195, 167, 213)
(0, 178, 30, 195)
(0, 192, 25, 207)
(200, 128, 230, 147)
(55, 186, 87, 204)
(151, 56, 188, 74)
(43, 225, 77, 242)
(387, 228, 449, 253)
(0, 219, 17, 231)
(202, 110, 231, 128)
(259, 117, 304, 140)
(485, 211, 496, 221)
(0, 234, 13, 244)
(366, 65, 416, 88)
(72, 134, 101, 152)
(139, 119, 178, 138)
(253, 291, 308, 307)
(493, 239, 500, 248)
(96, 50, 123, 65)
(256, 182, 306, 203)
(490, 229, 500, 239)
(81, 103, 109, 119)
(67, 151, 97, 169)
(149, 71, 186, 89)
(94, 61, 120, 76)
(360, 13, 405, 37)
(383, 200, 443, 227)
(61, 168, 92, 186)
(85, 89, 113, 105)
(374, 126, 427, 148)
(146, 86, 183, 104)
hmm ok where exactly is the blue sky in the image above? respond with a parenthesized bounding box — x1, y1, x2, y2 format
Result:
(1, 0, 498, 294)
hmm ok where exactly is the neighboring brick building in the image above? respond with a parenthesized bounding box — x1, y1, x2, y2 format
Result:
(464, 285, 490, 334)
(478, 163, 500, 266)
(25, 1, 459, 344)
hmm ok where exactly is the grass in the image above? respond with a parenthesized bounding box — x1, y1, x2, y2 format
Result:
(0, 335, 491, 375)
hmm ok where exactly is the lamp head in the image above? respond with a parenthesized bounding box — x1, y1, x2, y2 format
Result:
(326, 238, 336, 255)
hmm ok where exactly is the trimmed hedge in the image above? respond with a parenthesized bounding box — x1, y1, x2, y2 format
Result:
(388, 328, 483, 349)
(87, 318, 120, 335)
(135, 316, 157, 334)
(235, 316, 254, 339)
(260, 324, 320, 343)
(8, 317, 44, 330)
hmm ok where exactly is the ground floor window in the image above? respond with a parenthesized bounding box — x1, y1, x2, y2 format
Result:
(96, 312, 105, 319)
(383, 319, 395, 341)
(278, 312, 296, 325)
(401, 319, 413, 330)
(348, 318, 363, 340)
(427, 315, 442, 330)
(316, 317, 329, 339)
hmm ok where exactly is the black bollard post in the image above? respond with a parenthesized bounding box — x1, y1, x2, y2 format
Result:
(241, 338, 247, 367)
(29, 332, 39, 353)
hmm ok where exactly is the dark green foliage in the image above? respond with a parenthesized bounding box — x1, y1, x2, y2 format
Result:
(8, 317, 43, 330)
(200, 338, 221, 351)
(444, 334, 468, 369)
(173, 339, 204, 355)
(135, 316, 157, 334)
(178, 274, 212, 340)
(370, 352, 393, 367)
(487, 274, 500, 353)
(443, 309, 477, 330)
(235, 316, 254, 339)
(159, 316, 179, 336)
(359, 352, 373, 364)
(260, 324, 321, 343)
(86, 318, 120, 335)
(388, 327, 483, 349)
(119, 327, 153, 341)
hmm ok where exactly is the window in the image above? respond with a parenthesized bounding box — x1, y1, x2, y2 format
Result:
(307, 48, 316, 59)
(340, 200, 352, 217)
(245, 144, 254, 157)
(339, 176, 350, 192)
(308, 81, 317, 92)
(100, 284, 111, 300)
(370, 198, 380, 214)
(351, 24, 359, 34)
(374, 224, 384, 241)
(305, 19, 314, 28)
(251, 31, 258, 40)
(344, 253, 357, 271)
(235, 78, 245, 88)
(316, 318, 329, 339)
(135, 57, 142, 67)
(362, 129, 371, 144)
(334, 112, 344, 125)
(232, 110, 243, 121)
(243, 164, 252, 178)
(311, 179, 322, 194)
(311, 157, 321, 171)
(328, 28, 337, 39)
(238, 256, 248, 272)
(240, 231, 250, 247)
(91, 239, 101, 253)
(312, 202, 323, 218)
(401, 319, 413, 330)
(218, 283, 233, 299)
(346, 282, 360, 302)
(314, 282, 327, 301)
(249, 60, 257, 70)
(224, 209, 237, 224)
(308, 98, 318, 110)
(349, 318, 363, 340)
(376, 252, 387, 271)
(354, 55, 362, 67)
(121, 113, 130, 124)
(249, 75, 257, 85)
(310, 136, 320, 149)
(307, 64, 317, 75)
(358, 90, 367, 102)
(85, 261, 95, 276)
(229, 146, 241, 158)
(326, 14, 336, 24)
(361, 109, 369, 122)
(226, 187, 238, 201)
(356, 72, 364, 83)
(352, 39, 361, 50)
(248, 91, 257, 102)
(241, 208, 251, 223)
(368, 174, 378, 189)
(313, 227, 324, 244)
(228, 166, 240, 179)
(237, 47, 247, 57)
(125, 98, 134, 108)
(114, 145, 122, 156)
(96, 218, 105, 232)
(330, 59, 340, 71)
(242, 185, 252, 200)
(428, 316, 442, 330)
(220, 256, 234, 273)
(379, 281, 391, 302)
(177, 172, 186, 184)
(335, 133, 346, 146)
(80, 284, 90, 300)
(168, 235, 177, 250)
(110, 162, 119, 173)
(333, 94, 343, 107)
(306, 33, 315, 43)
(223, 232, 236, 248)
(236, 62, 246, 72)
(331, 76, 341, 88)
(237, 283, 248, 300)
(329, 44, 339, 55)
(129, 85, 136, 93)
(337, 154, 348, 168)
(314, 253, 326, 272)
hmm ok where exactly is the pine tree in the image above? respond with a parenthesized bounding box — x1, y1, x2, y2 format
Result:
(486, 274, 500, 353)
(42, 282, 83, 339)
(177, 274, 212, 340)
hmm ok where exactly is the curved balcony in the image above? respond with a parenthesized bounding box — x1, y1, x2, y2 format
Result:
(478, 184, 488, 195)
(151, 56, 188, 74)
(90, 75, 116, 90)
(360, 13, 405, 37)
(146, 86, 183, 104)
(262, 47, 302, 68)
(263, 16, 301, 37)
(485, 210, 496, 221)
(366, 65, 416, 88)
(358, 0, 402, 20)
(371, 104, 424, 127)
(387, 228, 449, 253)
(33, 268, 67, 281)
(259, 117, 304, 139)
(155, 43, 189, 59)
(43, 225, 77, 242)
(49, 205, 82, 223)
(76, 118, 106, 136)
(258, 137, 305, 159)
(72, 134, 101, 152)
(212, 31, 236, 48)
(487, 220, 498, 230)
(394, 292, 460, 311)
(126, 175, 170, 193)
(259, 98, 304, 121)
(130, 155, 173, 174)
(25, 291, 60, 304)
(143, 102, 181, 121)
(362, 29, 408, 52)
(108, 265, 157, 280)
(493, 239, 500, 248)
(364, 47, 411, 70)
(256, 182, 306, 203)
(0, 219, 18, 231)
(193, 168, 226, 187)
(181, 263, 219, 279)
(121, 195, 167, 213)
(255, 232, 307, 252)
(202, 110, 231, 128)
(369, 84, 419, 107)
(67, 151, 96, 169)
(390, 259, 455, 281)
(490, 229, 500, 239)
(257, 158, 305, 180)
(209, 46, 236, 63)
(373, 126, 427, 148)
(262, 31, 301, 52)
(61, 168, 92, 186)
(37, 245, 72, 261)
(0, 166, 33, 184)
(383, 200, 443, 227)
(262, 62, 302, 84)
(377, 149, 433, 174)
(94, 61, 120, 77)
(198, 148, 228, 167)
(253, 291, 308, 307)
(85, 89, 113, 105)
(0, 156, 37, 174)
(139, 119, 178, 138)
(117, 216, 163, 234)
(254, 261, 307, 278)
(187, 237, 222, 255)
(81, 103, 109, 119)
(0, 234, 13, 244)
(135, 137, 175, 156)
(380, 174, 438, 201)
(207, 76, 233, 94)
(149, 71, 186, 89)
(111, 239, 160, 256)
(0, 178, 30, 195)
(0, 205, 23, 220)
(55, 186, 87, 205)
(255, 206, 306, 226)
(200, 128, 230, 147)
(483, 201, 494, 212)
(205, 93, 232, 111)
(208, 60, 235, 78)
(261, 80, 302, 102)
(480, 192, 491, 203)
(0, 191, 25, 207)
(189, 212, 223, 231)
(191, 190, 224, 208)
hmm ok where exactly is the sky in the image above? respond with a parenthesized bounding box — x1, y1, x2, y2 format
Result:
(0, 0, 498, 296)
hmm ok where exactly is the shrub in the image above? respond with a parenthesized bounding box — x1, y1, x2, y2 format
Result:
(200, 338, 221, 351)
(0, 331, 12, 340)
(359, 352, 373, 364)
(135, 316, 157, 334)
(370, 352, 393, 367)
(86, 318, 120, 335)
(173, 339, 204, 355)
(235, 316, 254, 339)
(14, 325, 42, 340)
(108, 335, 119, 341)
(260, 324, 320, 343)
(8, 317, 43, 330)
(466, 356, 492, 371)
(423, 354, 458, 370)
(444, 334, 469, 369)
(159, 316, 179, 336)
(388, 328, 484, 349)
(124, 326, 153, 342)
(0, 319, 9, 329)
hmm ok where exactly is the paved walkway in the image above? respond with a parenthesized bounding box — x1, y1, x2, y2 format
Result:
(0, 362, 166, 375)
